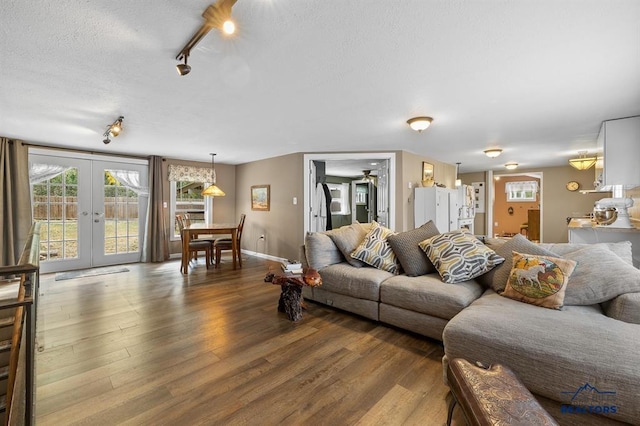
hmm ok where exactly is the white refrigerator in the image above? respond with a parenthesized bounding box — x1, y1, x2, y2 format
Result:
(414, 187, 459, 232)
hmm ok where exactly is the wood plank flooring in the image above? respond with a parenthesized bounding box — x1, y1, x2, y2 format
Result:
(36, 256, 459, 425)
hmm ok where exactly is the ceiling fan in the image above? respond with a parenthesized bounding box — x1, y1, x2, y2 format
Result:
(175, 0, 238, 75)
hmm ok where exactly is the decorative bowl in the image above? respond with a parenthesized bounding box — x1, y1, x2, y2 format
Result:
(421, 179, 435, 187)
(593, 207, 618, 225)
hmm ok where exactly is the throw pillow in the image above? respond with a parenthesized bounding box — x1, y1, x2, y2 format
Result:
(351, 221, 401, 274)
(387, 221, 440, 276)
(326, 222, 370, 267)
(418, 229, 505, 284)
(561, 245, 640, 305)
(476, 234, 558, 293)
(501, 251, 577, 310)
(304, 232, 344, 270)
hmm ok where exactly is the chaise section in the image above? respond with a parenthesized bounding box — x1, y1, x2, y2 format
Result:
(443, 291, 640, 425)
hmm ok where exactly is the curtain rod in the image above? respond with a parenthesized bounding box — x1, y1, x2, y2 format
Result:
(21, 141, 157, 161)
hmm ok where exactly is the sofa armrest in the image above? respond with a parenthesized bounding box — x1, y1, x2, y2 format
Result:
(602, 292, 640, 324)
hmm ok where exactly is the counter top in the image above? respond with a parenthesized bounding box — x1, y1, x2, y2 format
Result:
(568, 218, 640, 232)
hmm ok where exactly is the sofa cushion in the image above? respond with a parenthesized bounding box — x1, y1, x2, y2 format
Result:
(501, 251, 577, 310)
(318, 262, 393, 301)
(443, 291, 640, 424)
(419, 229, 504, 284)
(381, 274, 484, 320)
(602, 292, 640, 324)
(326, 222, 370, 267)
(477, 234, 558, 293)
(351, 221, 400, 274)
(538, 241, 633, 266)
(387, 220, 440, 276)
(304, 232, 344, 270)
(561, 245, 640, 305)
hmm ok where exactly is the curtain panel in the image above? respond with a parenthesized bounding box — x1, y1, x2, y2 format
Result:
(0, 138, 33, 267)
(143, 156, 169, 262)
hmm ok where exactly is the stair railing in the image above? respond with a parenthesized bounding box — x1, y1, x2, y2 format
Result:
(0, 223, 40, 426)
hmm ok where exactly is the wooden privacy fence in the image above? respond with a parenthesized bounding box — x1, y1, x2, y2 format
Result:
(32, 197, 139, 220)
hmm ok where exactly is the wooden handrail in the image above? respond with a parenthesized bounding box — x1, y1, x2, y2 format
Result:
(1, 222, 40, 426)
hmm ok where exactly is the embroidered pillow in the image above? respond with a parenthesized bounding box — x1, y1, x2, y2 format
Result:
(501, 251, 577, 310)
(419, 229, 505, 284)
(387, 221, 440, 276)
(351, 221, 400, 274)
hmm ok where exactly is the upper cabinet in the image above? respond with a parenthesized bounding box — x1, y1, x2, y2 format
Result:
(594, 116, 640, 190)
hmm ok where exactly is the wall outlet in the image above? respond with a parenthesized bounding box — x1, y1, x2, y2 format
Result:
(259, 235, 265, 240)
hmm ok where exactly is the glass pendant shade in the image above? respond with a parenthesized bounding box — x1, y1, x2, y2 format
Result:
(568, 156, 597, 170)
(202, 184, 226, 197)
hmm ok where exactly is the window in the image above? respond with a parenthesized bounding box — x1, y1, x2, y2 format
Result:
(327, 183, 351, 215)
(170, 181, 206, 239)
(506, 181, 538, 202)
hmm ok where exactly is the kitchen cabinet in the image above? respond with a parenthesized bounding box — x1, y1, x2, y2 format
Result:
(568, 219, 640, 267)
(594, 116, 640, 190)
(414, 187, 459, 232)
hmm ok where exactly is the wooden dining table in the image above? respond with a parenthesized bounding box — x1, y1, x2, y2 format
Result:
(181, 222, 238, 274)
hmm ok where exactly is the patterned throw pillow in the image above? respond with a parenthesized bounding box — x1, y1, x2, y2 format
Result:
(351, 221, 400, 274)
(419, 229, 505, 284)
(501, 251, 577, 310)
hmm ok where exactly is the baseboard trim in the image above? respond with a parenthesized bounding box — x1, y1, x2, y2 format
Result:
(170, 250, 287, 264)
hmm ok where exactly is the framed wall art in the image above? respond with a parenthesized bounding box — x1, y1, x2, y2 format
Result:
(251, 185, 270, 211)
(422, 162, 434, 181)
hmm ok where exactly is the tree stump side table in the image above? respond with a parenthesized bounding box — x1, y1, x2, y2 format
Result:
(264, 269, 321, 322)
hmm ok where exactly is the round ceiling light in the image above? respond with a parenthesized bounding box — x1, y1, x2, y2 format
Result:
(484, 148, 503, 158)
(406, 116, 433, 132)
(505, 162, 519, 170)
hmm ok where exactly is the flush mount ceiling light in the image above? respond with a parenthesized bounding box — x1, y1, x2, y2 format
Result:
(406, 116, 433, 132)
(175, 0, 238, 76)
(568, 151, 597, 170)
(102, 116, 124, 145)
(483, 148, 503, 158)
(201, 153, 226, 197)
(504, 162, 519, 170)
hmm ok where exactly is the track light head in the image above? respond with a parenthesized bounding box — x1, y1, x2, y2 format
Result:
(103, 137, 111, 145)
(176, 55, 191, 76)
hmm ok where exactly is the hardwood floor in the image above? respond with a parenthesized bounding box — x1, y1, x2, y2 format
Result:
(36, 256, 459, 425)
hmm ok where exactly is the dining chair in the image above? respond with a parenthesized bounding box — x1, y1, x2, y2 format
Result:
(176, 215, 213, 269)
(214, 214, 246, 268)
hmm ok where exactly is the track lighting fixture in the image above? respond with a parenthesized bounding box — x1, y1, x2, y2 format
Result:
(175, 0, 238, 76)
(176, 54, 191, 76)
(102, 116, 124, 145)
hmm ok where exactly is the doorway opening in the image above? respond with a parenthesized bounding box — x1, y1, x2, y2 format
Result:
(491, 172, 543, 242)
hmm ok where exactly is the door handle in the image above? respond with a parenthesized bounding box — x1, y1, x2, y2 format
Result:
(81, 211, 89, 216)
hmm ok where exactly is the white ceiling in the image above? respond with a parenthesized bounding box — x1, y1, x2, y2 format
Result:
(1, 0, 639, 173)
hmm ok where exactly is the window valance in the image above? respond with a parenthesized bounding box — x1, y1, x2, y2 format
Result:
(168, 164, 213, 183)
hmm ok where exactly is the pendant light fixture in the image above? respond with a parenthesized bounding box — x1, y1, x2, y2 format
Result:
(202, 153, 226, 197)
(455, 162, 462, 187)
(568, 151, 597, 170)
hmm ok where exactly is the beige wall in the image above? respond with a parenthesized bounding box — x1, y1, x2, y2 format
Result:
(236, 153, 304, 261)
(400, 151, 456, 231)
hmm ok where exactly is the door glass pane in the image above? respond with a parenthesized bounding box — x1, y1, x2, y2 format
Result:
(32, 167, 79, 261)
(103, 170, 140, 255)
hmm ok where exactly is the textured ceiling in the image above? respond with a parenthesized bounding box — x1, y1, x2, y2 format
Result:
(1, 0, 639, 173)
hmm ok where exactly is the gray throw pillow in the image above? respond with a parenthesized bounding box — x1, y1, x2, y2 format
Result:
(476, 234, 558, 293)
(562, 245, 640, 305)
(304, 232, 344, 270)
(326, 223, 370, 267)
(387, 221, 440, 276)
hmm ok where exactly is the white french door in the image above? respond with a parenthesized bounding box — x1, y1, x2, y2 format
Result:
(30, 150, 148, 273)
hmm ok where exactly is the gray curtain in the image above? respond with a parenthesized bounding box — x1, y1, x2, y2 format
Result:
(142, 156, 168, 262)
(0, 138, 33, 267)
